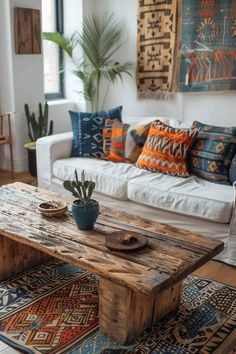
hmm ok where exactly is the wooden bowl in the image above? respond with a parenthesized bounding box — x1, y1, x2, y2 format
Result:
(38, 200, 68, 218)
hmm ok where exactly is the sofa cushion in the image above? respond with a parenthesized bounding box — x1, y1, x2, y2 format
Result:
(109, 121, 130, 162)
(69, 106, 122, 158)
(136, 120, 198, 177)
(190, 121, 236, 185)
(125, 123, 151, 162)
(128, 173, 234, 223)
(53, 158, 149, 200)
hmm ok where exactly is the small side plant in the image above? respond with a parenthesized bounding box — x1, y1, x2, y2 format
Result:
(63, 170, 96, 205)
(24, 102, 53, 148)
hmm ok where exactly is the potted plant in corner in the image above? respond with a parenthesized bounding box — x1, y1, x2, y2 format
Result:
(63, 170, 99, 230)
(24, 102, 53, 177)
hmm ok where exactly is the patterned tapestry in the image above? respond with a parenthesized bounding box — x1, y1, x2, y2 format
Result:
(137, 0, 178, 97)
(179, 0, 236, 92)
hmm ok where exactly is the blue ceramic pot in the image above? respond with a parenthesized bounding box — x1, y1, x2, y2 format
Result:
(72, 199, 99, 230)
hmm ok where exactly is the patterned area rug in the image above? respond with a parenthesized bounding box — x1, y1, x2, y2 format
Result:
(0, 260, 235, 354)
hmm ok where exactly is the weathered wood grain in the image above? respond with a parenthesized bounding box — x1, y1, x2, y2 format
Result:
(99, 278, 182, 344)
(14, 8, 41, 54)
(0, 235, 50, 281)
(0, 183, 224, 292)
(0, 182, 225, 345)
(99, 278, 155, 344)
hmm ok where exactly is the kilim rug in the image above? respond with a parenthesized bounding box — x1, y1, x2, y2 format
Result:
(0, 260, 236, 354)
(136, 0, 178, 98)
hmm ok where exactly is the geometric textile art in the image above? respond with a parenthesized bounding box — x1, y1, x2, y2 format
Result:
(136, 120, 199, 177)
(179, 0, 236, 92)
(190, 121, 236, 185)
(0, 260, 236, 354)
(69, 106, 122, 158)
(125, 123, 151, 162)
(137, 0, 178, 97)
(109, 121, 130, 162)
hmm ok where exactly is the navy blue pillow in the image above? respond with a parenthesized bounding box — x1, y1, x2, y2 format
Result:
(69, 106, 122, 158)
(229, 153, 236, 184)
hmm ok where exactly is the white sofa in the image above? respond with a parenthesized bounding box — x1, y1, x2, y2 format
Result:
(37, 116, 236, 266)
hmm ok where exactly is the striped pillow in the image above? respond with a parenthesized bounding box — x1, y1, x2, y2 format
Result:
(102, 119, 119, 157)
(109, 122, 130, 162)
(190, 121, 236, 185)
(136, 120, 198, 177)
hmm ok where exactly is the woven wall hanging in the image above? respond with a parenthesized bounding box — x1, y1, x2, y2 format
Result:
(137, 0, 178, 98)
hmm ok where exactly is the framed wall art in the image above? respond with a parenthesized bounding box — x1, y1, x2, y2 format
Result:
(14, 7, 41, 54)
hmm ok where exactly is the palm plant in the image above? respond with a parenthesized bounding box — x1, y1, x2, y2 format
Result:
(43, 13, 133, 111)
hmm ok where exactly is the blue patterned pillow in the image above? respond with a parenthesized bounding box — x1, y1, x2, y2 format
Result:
(190, 121, 236, 185)
(229, 154, 236, 184)
(69, 107, 122, 158)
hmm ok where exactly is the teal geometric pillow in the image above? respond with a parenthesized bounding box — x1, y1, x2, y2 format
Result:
(190, 121, 236, 185)
(69, 107, 122, 158)
(229, 154, 236, 184)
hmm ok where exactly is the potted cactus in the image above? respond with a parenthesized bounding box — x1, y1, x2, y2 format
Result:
(63, 170, 99, 230)
(24, 102, 53, 177)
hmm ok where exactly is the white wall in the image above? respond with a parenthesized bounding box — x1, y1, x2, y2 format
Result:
(89, 0, 236, 126)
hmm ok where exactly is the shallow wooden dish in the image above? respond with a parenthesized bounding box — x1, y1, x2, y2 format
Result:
(105, 231, 148, 252)
(38, 200, 68, 218)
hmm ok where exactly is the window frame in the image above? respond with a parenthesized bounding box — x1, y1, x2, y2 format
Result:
(44, 0, 64, 100)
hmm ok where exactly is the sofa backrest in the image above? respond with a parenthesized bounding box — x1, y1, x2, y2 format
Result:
(123, 116, 192, 128)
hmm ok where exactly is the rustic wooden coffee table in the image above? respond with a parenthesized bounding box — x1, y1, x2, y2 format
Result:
(0, 183, 224, 344)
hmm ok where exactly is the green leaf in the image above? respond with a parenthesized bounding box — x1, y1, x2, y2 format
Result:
(43, 32, 75, 57)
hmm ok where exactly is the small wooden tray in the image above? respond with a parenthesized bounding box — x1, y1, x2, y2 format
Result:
(105, 231, 148, 252)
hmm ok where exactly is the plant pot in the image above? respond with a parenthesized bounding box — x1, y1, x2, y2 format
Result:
(27, 147, 37, 177)
(72, 199, 99, 230)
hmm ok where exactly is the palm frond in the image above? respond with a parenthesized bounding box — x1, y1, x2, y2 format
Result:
(43, 32, 76, 57)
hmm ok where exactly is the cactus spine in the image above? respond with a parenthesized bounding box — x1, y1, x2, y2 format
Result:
(63, 170, 96, 205)
(24, 102, 53, 142)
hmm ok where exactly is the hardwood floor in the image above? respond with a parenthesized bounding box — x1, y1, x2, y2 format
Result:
(0, 170, 36, 187)
(0, 169, 235, 353)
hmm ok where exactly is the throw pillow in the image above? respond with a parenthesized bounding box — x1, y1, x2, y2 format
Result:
(125, 123, 151, 162)
(69, 106, 122, 158)
(102, 119, 116, 157)
(229, 154, 236, 185)
(190, 121, 236, 185)
(109, 121, 130, 162)
(136, 120, 198, 177)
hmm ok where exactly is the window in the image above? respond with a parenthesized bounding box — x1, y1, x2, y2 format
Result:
(42, 0, 64, 99)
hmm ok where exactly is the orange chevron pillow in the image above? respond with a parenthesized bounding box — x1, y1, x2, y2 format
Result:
(136, 120, 198, 177)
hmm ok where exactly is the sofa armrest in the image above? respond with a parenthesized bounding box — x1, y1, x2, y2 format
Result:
(36, 132, 73, 189)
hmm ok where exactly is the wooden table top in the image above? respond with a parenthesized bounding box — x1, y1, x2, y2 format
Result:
(0, 182, 224, 295)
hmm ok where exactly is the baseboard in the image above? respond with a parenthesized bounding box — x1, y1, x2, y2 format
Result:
(1, 158, 28, 173)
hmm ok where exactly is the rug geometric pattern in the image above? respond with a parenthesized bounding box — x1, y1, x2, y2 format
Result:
(0, 260, 236, 354)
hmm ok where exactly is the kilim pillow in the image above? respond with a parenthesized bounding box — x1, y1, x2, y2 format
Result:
(69, 106, 122, 158)
(125, 123, 151, 162)
(229, 154, 236, 184)
(102, 119, 119, 157)
(109, 121, 130, 162)
(190, 121, 236, 185)
(136, 120, 198, 177)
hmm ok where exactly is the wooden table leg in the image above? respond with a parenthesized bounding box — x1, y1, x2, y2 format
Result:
(99, 278, 182, 344)
(0, 235, 51, 281)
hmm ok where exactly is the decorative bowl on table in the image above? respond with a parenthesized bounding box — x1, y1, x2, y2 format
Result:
(37, 200, 68, 218)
